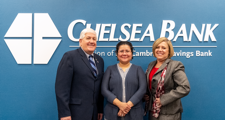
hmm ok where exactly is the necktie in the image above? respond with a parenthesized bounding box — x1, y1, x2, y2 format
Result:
(89, 55, 97, 77)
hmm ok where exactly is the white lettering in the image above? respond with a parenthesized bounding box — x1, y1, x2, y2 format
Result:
(196, 50, 212, 56)
(119, 23, 131, 41)
(188, 24, 205, 42)
(86, 24, 101, 40)
(160, 20, 175, 40)
(130, 24, 142, 41)
(99, 24, 111, 41)
(109, 24, 118, 41)
(204, 24, 218, 41)
(173, 24, 188, 41)
(140, 24, 155, 41)
(68, 19, 86, 41)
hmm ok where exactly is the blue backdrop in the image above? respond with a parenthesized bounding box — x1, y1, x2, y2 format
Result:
(0, 0, 225, 120)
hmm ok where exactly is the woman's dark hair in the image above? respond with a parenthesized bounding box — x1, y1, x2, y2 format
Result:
(115, 41, 134, 60)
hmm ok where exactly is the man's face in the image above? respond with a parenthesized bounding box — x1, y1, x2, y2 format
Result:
(79, 32, 97, 55)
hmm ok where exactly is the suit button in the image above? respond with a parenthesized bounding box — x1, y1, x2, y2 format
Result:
(153, 80, 156, 82)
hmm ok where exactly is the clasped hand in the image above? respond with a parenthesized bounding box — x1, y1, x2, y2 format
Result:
(113, 99, 133, 117)
(117, 101, 134, 117)
(155, 98, 162, 108)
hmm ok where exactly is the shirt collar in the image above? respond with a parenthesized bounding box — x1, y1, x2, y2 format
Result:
(81, 47, 94, 59)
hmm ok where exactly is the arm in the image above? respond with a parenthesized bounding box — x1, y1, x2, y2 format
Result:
(101, 67, 117, 104)
(160, 61, 190, 106)
(129, 66, 147, 106)
(55, 53, 73, 118)
(97, 59, 104, 114)
(101, 67, 131, 114)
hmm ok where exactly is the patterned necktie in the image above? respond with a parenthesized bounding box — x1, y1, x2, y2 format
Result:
(89, 55, 97, 77)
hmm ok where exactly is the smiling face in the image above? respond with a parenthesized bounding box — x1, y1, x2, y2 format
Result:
(79, 32, 97, 54)
(154, 41, 169, 62)
(117, 45, 132, 64)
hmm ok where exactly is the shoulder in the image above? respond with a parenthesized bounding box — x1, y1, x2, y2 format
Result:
(168, 59, 185, 71)
(63, 49, 79, 56)
(149, 60, 156, 65)
(104, 64, 117, 73)
(168, 59, 184, 67)
(131, 64, 142, 69)
(106, 64, 117, 70)
(130, 64, 145, 74)
(59, 49, 82, 64)
(147, 60, 157, 68)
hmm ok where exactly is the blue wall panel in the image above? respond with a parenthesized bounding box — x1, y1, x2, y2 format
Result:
(0, 0, 225, 119)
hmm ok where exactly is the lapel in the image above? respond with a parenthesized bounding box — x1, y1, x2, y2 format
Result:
(115, 64, 123, 94)
(146, 60, 156, 92)
(154, 59, 171, 75)
(151, 59, 171, 87)
(78, 48, 96, 77)
(146, 59, 171, 92)
(125, 64, 133, 101)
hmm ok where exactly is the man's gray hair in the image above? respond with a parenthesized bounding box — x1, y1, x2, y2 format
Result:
(79, 28, 97, 39)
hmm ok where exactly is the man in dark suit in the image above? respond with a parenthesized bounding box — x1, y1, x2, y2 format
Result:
(55, 28, 104, 120)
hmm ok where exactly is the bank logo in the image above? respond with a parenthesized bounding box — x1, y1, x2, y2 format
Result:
(4, 13, 61, 64)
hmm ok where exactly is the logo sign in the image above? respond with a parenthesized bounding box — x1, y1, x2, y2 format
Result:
(4, 13, 61, 64)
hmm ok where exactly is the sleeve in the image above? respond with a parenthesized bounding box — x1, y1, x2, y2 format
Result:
(97, 59, 104, 113)
(55, 52, 73, 118)
(160, 61, 190, 106)
(129, 66, 147, 106)
(101, 67, 117, 104)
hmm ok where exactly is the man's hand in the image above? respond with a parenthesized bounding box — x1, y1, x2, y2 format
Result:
(60, 116, 71, 120)
(98, 113, 103, 120)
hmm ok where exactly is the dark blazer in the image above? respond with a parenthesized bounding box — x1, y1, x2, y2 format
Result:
(55, 48, 104, 120)
(102, 64, 147, 120)
(146, 59, 190, 119)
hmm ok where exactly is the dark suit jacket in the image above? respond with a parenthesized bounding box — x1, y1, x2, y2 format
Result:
(55, 48, 104, 120)
(102, 64, 147, 120)
(146, 59, 190, 119)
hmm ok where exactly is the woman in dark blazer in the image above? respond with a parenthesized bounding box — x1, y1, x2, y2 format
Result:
(102, 41, 147, 120)
(145, 37, 190, 120)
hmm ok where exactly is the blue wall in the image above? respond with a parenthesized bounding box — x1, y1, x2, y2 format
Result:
(0, 0, 225, 119)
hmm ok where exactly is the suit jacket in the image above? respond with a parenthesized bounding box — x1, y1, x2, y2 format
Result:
(146, 59, 190, 116)
(55, 48, 104, 120)
(102, 64, 147, 120)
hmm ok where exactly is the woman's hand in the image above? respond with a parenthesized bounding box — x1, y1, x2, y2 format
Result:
(118, 102, 131, 114)
(127, 101, 134, 108)
(144, 94, 149, 102)
(113, 98, 131, 114)
(117, 101, 134, 117)
(117, 110, 126, 117)
(155, 98, 162, 108)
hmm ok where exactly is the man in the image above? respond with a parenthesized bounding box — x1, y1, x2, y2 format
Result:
(55, 28, 104, 120)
